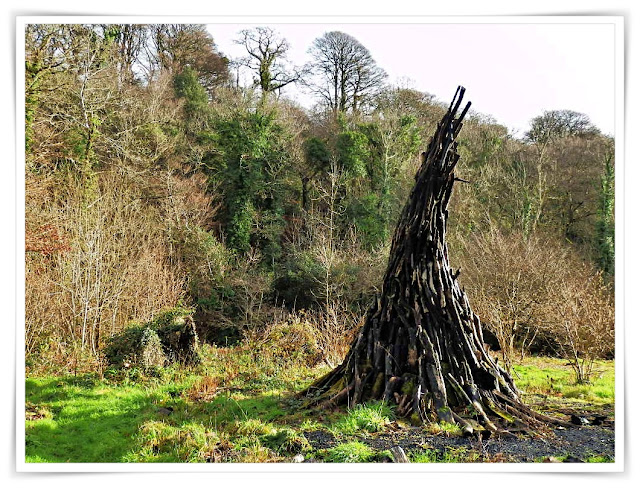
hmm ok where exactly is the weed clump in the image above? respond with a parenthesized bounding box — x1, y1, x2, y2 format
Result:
(245, 320, 323, 367)
(411, 446, 477, 463)
(232, 420, 310, 455)
(323, 441, 376, 462)
(125, 421, 227, 462)
(331, 401, 394, 435)
(261, 427, 310, 454)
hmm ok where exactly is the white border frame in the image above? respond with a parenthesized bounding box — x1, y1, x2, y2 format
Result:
(15, 15, 625, 473)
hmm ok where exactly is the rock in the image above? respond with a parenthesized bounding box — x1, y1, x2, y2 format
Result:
(542, 456, 562, 463)
(570, 414, 590, 426)
(157, 406, 174, 416)
(390, 446, 409, 463)
(563, 456, 585, 463)
(591, 415, 607, 426)
(292, 454, 305, 463)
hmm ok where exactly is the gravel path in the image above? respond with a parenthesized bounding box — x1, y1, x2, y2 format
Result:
(304, 423, 615, 463)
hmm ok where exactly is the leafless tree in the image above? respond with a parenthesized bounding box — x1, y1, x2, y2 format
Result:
(234, 27, 304, 100)
(307, 31, 387, 114)
(147, 24, 229, 94)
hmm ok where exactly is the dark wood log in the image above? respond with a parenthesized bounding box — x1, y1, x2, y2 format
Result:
(300, 86, 564, 433)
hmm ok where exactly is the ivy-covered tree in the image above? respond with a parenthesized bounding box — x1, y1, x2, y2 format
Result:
(235, 27, 303, 102)
(211, 110, 293, 263)
(596, 153, 615, 276)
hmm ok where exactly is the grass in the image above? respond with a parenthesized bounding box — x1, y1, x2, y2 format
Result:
(321, 441, 379, 463)
(330, 401, 395, 436)
(422, 421, 463, 437)
(25, 342, 323, 463)
(513, 356, 615, 404)
(411, 447, 479, 463)
(24, 345, 615, 463)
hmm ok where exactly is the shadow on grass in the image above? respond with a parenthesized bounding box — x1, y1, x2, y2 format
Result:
(25, 375, 157, 462)
(24, 374, 324, 463)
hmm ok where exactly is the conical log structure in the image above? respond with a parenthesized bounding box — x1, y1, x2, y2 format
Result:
(301, 87, 563, 434)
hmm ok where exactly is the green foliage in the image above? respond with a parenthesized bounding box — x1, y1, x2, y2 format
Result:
(261, 427, 311, 454)
(211, 110, 291, 261)
(102, 306, 197, 369)
(272, 251, 324, 309)
(336, 130, 369, 178)
(596, 155, 615, 276)
(411, 447, 476, 463)
(304, 136, 332, 173)
(174, 66, 209, 117)
(345, 193, 388, 250)
(331, 401, 394, 435)
(125, 420, 226, 462)
(226, 197, 255, 254)
(139, 328, 167, 369)
(323, 441, 376, 463)
(585, 455, 614, 463)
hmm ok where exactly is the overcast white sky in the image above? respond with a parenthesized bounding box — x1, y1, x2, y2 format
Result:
(207, 21, 616, 137)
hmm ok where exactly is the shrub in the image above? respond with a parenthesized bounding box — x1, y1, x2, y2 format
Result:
(244, 319, 323, 367)
(323, 441, 376, 463)
(546, 265, 614, 383)
(103, 307, 200, 369)
(331, 402, 394, 435)
(272, 252, 324, 310)
(456, 226, 614, 377)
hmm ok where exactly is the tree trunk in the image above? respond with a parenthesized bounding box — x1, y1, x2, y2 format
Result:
(300, 87, 562, 434)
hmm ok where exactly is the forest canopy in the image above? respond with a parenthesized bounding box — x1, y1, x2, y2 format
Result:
(24, 24, 614, 384)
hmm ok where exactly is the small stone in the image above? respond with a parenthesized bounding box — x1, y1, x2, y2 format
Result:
(543, 456, 562, 463)
(293, 454, 305, 463)
(157, 406, 174, 416)
(563, 455, 585, 463)
(570, 414, 590, 426)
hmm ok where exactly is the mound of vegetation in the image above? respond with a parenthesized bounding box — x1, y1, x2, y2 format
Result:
(103, 308, 200, 369)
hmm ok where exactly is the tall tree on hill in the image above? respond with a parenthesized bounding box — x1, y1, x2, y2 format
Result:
(301, 87, 563, 434)
(235, 27, 303, 102)
(308, 31, 387, 115)
(101, 24, 147, 84)
(149, 24, 229, 94)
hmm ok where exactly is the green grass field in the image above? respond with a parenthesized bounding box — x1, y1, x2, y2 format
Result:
(24, 345, 615, 463)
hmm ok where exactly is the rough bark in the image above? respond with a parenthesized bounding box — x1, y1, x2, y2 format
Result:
(300, 87, 562, 434)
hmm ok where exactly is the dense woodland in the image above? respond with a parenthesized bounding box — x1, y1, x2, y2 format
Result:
(24, 24, 615, 384)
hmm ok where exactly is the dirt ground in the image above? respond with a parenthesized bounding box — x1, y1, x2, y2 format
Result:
(303, 404, 615, 463)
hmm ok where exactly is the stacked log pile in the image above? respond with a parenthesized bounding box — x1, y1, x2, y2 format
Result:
(302, 87, 562, 434)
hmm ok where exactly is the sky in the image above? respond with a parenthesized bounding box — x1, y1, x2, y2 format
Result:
(207, 21, 616, 138)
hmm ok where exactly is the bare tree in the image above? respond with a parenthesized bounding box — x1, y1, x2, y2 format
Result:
(101, 24, 148, 84)
(234, 27, 303, 100)
(307, 31, 387, 114)
(526, 109, 601, 145)
(148, 24, 229, 93)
